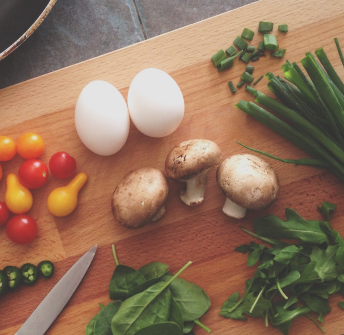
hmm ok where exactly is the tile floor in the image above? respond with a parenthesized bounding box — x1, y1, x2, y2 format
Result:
(0, 0, 258, 89)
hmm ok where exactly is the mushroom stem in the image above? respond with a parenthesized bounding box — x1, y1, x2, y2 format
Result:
(180, 170, 208, 206)
(222, 198, 247, 219)
(151, 205, 167, 222)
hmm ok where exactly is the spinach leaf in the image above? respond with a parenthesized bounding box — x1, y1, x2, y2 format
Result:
(338, 302, 344, 309)
(169, 298, 183, 332)
(129, 262, 170, 297)
(86, 314, 98, 335)
(111, 263, 191, 335)
(253, 208, 330, 245)
(133, 322, 182, 335)
(94, 301, 122, 335)
(109, 265, 146, 300)
(161, 275, 211, 322)
(310, 245, 339, 281)
(182, 321, 194, 333)
(139, 262, 169, 280)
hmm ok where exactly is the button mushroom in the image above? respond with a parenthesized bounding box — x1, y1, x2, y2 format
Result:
(216, 154, 279, 219)
(112, 167, 169, 229)
(165, 139, 222, 206)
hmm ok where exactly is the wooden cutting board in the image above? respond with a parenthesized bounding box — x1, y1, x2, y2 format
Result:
(1, 0, 344, 334)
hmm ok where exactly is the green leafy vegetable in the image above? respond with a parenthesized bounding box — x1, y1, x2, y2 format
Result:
(94, 301, 122, 335)
(133, 322, 182, 335)
(221, 202, 344, 334)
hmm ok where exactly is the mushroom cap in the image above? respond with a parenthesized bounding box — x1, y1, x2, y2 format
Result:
(216, 154, 279, 210)
(165, 139, 222, 181)
(112, 167, 169, 229)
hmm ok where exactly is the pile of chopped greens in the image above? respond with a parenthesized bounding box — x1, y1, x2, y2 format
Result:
(86, 246, 211, 335)
(236, 39, 344, 181)
(220, 202, 344, 334)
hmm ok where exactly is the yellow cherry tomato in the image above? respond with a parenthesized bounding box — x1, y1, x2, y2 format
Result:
(47, 173, 87, 217)
(17, 132, 45, 159)
(0, 136, 16, 161)
(5, 173, 33, 214)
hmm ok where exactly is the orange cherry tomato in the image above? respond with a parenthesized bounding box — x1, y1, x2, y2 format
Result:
(16, 133, 45, 159)
(0, 136, 16, 161)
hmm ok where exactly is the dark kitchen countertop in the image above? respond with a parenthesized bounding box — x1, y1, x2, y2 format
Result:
(0, 0, 258, 89)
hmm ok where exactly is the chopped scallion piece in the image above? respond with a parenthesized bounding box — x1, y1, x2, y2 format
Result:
(237, 80, 246, 88)
(253, 75, 264, 85)
(246, 65, 254, 74)
(334, 38, 344, 67)
(218, 51, 242, 72)
(251, 55, 260, 61)
(247, 46, 255, 53)
(233, 36, 248, 50)
(241, 52, 252, 63)
(241, 28, 255, 40)
(228, 81, 237, 93)
(263, 34, 279, 51)
(226, 45, 237, 56)
(257, 41, 265, 52)
(258, 21, 273, 33)
(278, 24, 288, 32)
(211, 49, 226, 67)
(271, 49, 286, 58)
(241, 72, 254, 84)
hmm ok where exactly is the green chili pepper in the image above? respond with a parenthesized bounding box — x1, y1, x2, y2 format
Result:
(3, 266, 23, 289)
(20, 263, 38, 285)
(37, 260, 55, 279)
(0, 270, 9, 295)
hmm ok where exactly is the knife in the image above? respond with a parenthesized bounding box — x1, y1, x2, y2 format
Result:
(15, 245, 97, 335)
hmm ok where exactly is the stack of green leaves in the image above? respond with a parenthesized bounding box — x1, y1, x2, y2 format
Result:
(86, 246, 211, 335)
(220, 201, 344, 335)
(236, 39, 344, 181)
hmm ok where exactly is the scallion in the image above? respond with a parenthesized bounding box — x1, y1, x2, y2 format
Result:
(237, 80, 245, 88)
(211, 49, 226, 67)
(218, 51, 243, 72)
(246, 65, 254, 74)
(233, 36, 248, 50)
(228, 81, 237, 93)
(226, 45, 237, 56)
(263, 34, 279, 51)
(258, 21, 273, 33)
(241, 72, 254, 84)
(334, 38, 344, 67)
(253, 75, 264, 85)
(271, 49, 286, 58)
(278, 24, 288, 32)
(247, 46, 255, 53)
(241, 28, 255, 40)
(241, 52, 252, 63)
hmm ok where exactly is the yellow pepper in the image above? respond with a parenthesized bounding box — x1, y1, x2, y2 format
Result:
(5, 173, 33, 214)
(47, 172, 87, 217)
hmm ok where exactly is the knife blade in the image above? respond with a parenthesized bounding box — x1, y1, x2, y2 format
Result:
(15, 245, 97, 335)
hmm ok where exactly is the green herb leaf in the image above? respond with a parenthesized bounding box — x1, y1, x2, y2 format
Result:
(310, 245, 339, 281)
(338, 302, 344, 309)
(318, 201, 337, 220)
(133, 322, 182, 335)
(161, 275, 211, 322)
(299, 293, 331, 323)
(139, 262, 169, 281)
(169, 298, 184, 332)
(94, 301, 122, 335)
(253, 208, 330, 245)
(272, 245, 302, 264)
(109, 265, 146, 300)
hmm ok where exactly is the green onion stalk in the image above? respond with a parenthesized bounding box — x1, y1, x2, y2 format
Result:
(235, 38, 344, 181)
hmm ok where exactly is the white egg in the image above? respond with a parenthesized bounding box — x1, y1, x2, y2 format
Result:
(75, 80, 130, 156)
(127, 68, 184, 137)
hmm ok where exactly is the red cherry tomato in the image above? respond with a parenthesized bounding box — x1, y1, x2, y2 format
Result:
(18, 159, 49, 189)
(49, 152, 76, 179)
(6, 214, 38, 245)
(0, 202, 10, 226)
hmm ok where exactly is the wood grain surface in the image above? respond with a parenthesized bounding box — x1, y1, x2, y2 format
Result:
(1, 0, 344, 334)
